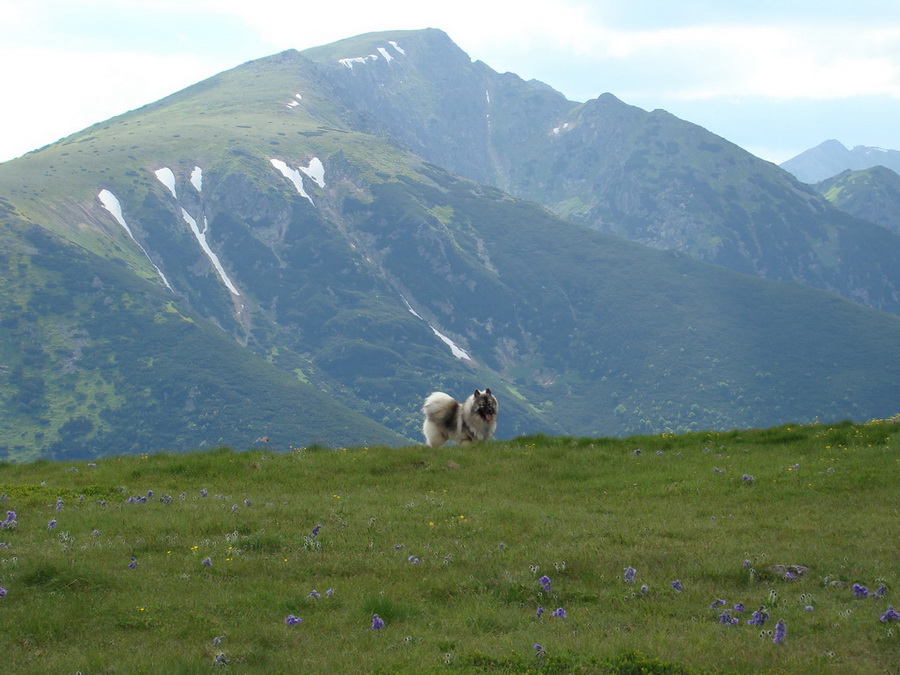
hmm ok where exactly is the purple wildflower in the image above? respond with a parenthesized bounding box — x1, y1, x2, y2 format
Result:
(128, 557, 138, 569)
(551, 607, 567, 619)
(805, 605, 815, 612)
(539, 575, 551, 592)
(747, 608, 769, 626)
(880, 607, 900, 623)
(202, 557, 212, 567)
(408, 556, 419, 565)
(307, 590, 321, 599)
(873, 585, 887, 597)
(640, 584, 650, 595)
(231, 504, 238, 513)
(773, 619, 787, 644)
(310, 524, 322, 537)
(326, 588, 335, 597)
(671, 580, 683, 592)
(4, 511, 15, 523)
(284, 614, 302, 625)
(371, 613, 385, 630)
(212, 635, 225, 645)
(55, 498, 64, 511)
(852, 583, 869, 599)
(146, 490, 153, 499)
(200, 489, 208, 497)
(536, 605, 544, 618)
(623, 567, 636, 583)
(718, 610, 739, 625)
(212, 653, 227, 667)
(742, 474, 755, 482)
(0, 585, 7, 598)
(734, 603, 745, 612)
(47, 519, 57, 530)
(710, 598, 726, 609)
(533, 643, 543, 653)
(244, 499, 252, 507)
(633, 449, 642, 455)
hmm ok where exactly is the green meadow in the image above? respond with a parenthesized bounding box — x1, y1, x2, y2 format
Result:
(0, 418, 897, 673)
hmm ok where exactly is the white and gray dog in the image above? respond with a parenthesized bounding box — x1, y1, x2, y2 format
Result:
(421, 388, 498, 447)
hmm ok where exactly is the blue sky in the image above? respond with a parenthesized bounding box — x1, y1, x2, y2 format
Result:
(2, 0, 899, 164)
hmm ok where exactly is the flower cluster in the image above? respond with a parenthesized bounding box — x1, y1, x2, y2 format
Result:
(880, 607, 900, 623)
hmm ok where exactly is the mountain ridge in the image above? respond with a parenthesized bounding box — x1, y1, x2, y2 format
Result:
(781, 139, 900, 183)
(294, 30, 900, 315)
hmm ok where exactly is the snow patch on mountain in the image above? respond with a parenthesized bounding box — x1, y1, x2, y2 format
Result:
(98, 189, 173, 291)
(270, 158, 325, 205)
(339, 42, 405, 69)
(339, 54, 378, 69)
(154, 167, 177, 198)
(190, 166, 203, 193)
(400, 295, 471, 361)
(300, 157, 326, 188)
(180, 208, 240, 296)
(286, 93, 302, 109)
(431, 327, 471, 361)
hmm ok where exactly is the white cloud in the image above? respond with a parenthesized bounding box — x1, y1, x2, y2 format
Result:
(0, 47, 222, 161)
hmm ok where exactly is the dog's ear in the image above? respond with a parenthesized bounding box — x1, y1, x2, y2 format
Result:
(474, 389, 481, 398)
(485, 388, 491, 396)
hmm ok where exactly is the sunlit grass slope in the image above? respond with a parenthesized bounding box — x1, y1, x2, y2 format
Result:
(0, 419, 897, 673)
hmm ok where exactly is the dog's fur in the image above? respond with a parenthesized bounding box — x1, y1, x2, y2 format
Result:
(421, 389, 498, 447)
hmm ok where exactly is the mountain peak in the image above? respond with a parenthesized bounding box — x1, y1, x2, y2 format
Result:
(781, 139, 900, 183)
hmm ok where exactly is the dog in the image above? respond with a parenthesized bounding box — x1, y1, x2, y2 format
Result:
(421, 388, 498, 447)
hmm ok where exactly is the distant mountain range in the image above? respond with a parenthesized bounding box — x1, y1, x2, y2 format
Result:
(781, 139, 900, 183)
(813, 166, 900, 236)
(1, 28, 898, 460)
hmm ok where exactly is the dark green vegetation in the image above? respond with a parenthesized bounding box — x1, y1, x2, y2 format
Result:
(0, 420, 897, 673)
(815, 166, 900, 236)
(1, 28, 899, 459)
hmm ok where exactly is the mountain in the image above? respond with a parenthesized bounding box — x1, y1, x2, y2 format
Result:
(813, 166, 900, 236)
(781, 139, 900, 183)
(302, 31, 900, 316)
(1, 29, 899, 460)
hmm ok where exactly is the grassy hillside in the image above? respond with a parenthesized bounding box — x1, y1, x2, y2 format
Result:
(0, 419, 897, 673)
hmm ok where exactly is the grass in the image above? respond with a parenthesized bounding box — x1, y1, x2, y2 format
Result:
(0, 418, 897, 673)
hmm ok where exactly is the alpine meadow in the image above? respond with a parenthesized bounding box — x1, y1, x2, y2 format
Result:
(0, 420, 897, 672)
(0, 26, 898, 673)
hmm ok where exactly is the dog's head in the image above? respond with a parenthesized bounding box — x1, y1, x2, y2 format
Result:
(474, 388, 498, 422)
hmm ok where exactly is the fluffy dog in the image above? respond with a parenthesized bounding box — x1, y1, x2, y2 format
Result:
(421, 388, 498, 447)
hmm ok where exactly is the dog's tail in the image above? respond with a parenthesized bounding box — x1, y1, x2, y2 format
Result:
(422, 391, 456, 418)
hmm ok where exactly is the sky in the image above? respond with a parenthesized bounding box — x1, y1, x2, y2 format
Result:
(2, 0, 899, 164)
